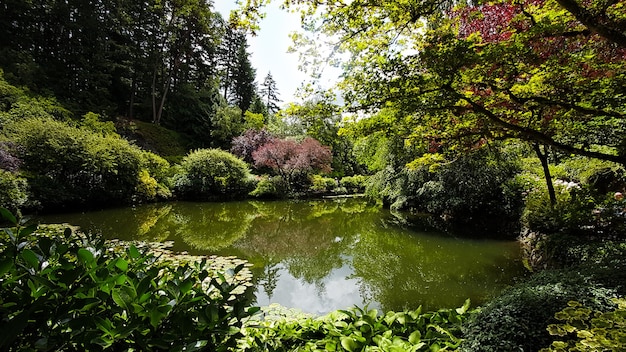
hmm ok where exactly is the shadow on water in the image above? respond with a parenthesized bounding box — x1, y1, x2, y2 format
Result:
(36, 198, 527, 315)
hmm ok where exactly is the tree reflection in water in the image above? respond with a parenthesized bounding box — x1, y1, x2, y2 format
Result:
(36, 198, 525, 314)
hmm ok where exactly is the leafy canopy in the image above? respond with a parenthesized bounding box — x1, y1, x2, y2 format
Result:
(235, 0, 626, 166)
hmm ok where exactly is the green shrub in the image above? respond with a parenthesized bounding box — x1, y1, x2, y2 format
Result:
(0, 209, 256, 351)
(365, 149, 523, 235)
(249, 176, 287, 199)
(237, 301, 472, 351)
(309, 174, 337, 193)
(0, 170, 29, 212)
(2, 117, 170, 208)
(541, 299, 626, 352)
(340, 175, 368, 193)
(174, 149, 253, 199)
(522, 184, 626, 239)
(460, 270, 619, 352)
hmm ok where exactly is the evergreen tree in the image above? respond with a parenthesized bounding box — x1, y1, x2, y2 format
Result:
(259, 71, 281, 114)
(230, 38, 256, 115)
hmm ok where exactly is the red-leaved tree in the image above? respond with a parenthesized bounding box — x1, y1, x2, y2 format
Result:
(252, 137, 332, 187)
(231, 128, 276, 164)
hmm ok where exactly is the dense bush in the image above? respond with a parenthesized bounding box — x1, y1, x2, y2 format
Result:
(174, 149, 253, 199)
(309, 174, 337, 193)
(237, 301, 471, 351)
(541, 299, 626, 352)
(249, 176, 287, 199)
(0, 210, 256, 351)
(366, 149, 522, 235)
(2, 117, 170, 209)
(0, 169, 29, 212)
(460, 269, 619, 352)
(340, 175, 368, 194)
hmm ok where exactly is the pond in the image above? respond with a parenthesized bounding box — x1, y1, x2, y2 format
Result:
(36, 198, 526, 315)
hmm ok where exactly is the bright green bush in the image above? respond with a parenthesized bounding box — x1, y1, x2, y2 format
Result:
(541, 299, 626, 352)
(174, 149, 253, 199)
(460, 270, 619, 352)
(0, 209, 256, 351)
(249, 176, 287, 199)
(237, 301, 472, 351)
(0, 170, 29, 212)
(309, 174, 337, 193)
(2, 117, 171, 208)
(340, 175, 368, 193)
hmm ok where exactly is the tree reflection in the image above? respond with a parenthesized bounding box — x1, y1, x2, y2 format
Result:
(36, 198, 524, 314)
(172, 202, 256, 251)
(350, 215, 525, 311)
(237, 199, 374, 287)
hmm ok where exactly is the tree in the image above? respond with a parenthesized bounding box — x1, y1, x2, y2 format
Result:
(174, 148, 252, 199)
(231, 39, 257, 115)
(252, 137, 332, 188)
(235, 0, 626, 207)
(231, 128, 276, 164)
(234, 0, 626, 165)
(281, 91, 361, 176)
(259, 71, 281, 114)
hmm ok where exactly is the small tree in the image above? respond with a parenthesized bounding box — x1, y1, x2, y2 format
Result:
(231, 128, 276, 164)
(259, 71, 281, 114)
(252, 137, 332, 189)
(175, 148, 252, 199)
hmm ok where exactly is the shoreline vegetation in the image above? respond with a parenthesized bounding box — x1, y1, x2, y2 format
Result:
(1, 0, 626, 348)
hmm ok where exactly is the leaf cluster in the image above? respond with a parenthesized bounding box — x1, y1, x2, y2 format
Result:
(0, 209, 256, 351)
(174, 148, 254, 199)
(541, 299, 626, 352)
(237, 300, 472, 351)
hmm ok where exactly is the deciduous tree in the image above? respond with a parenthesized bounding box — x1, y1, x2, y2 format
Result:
(252, 137, 332, 187)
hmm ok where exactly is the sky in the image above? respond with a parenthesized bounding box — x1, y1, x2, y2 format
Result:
(213, 2, 339, 105)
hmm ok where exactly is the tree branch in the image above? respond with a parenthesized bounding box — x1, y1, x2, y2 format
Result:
(554, 0, 626, 47)
(453, 91, 626, 165)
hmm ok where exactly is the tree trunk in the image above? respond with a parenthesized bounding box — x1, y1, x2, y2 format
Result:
(534, 143, 557, 206)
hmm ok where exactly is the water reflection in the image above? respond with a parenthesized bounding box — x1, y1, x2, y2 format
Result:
(36, 198, 526, 314)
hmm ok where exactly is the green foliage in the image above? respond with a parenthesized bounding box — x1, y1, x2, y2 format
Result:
(249, 176, 287, 199)
(0, 209, 256, 351)
(309, 175, 338, 193)
(541, 299, 626, 352)
(211, 106, 246, 149)
(2, 117, 171, 208)
(460, 269, 619, 352)
(237, 300, 472, 351)
(120, 120, 190, 164)
(0, 170, 29, 212)
(174, 149, 253, 199)
(340, 175, 368, 194)
(521, 181, 626, 239)
(79, 112, 116, 136)
(365, 149, 522, 233)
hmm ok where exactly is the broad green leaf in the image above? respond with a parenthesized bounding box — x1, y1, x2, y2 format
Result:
(112, 286, 135, 311)
(456, 298, 471, 315)
(128, 245, 140, 259)
(77, 248, 95, 266)
(21, 249, 40, 269)
(409, 330, 422, 344)
(0, 207, 17, 225)
(180, 279, 193, 295)
(340, 336, 359, 352)
(19, 224, 38, 238)
(0, 258, 14, 276)
(115, 258, 129, 272)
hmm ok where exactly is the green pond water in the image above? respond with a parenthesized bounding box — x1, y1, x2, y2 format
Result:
(36, 198, 526, 315)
